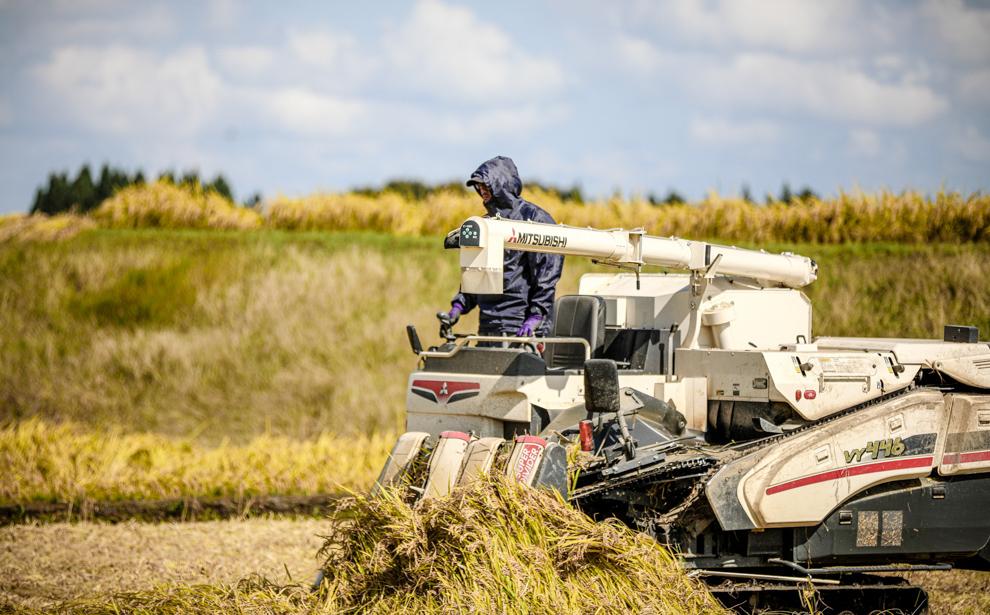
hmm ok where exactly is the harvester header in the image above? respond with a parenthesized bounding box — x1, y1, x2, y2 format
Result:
(457, 216, 818, 293)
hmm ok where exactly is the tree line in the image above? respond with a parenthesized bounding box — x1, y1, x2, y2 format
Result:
(29, 164, 257, 216)
(30, 164, 820, 216)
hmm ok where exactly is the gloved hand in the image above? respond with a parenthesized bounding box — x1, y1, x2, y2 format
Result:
(437, 302, 464, 325)
(515, 314, 542, 337)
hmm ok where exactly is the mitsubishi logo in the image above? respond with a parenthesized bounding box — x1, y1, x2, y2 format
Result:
(410, 379, 480, 405)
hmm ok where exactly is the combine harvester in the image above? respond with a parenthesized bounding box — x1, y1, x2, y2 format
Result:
(379, 216, 990, 613)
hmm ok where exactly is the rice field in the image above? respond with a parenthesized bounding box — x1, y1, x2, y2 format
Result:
(7, 180, 988, 244)
(1, 229, 987, 445)
(2, 195, 989, 613)
(0, 420, 391, 514)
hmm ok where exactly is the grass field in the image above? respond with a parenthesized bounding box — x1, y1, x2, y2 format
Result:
(1, 227, 988, 508)
(2, 225, 989, 613)
(2, 228, 988, 445)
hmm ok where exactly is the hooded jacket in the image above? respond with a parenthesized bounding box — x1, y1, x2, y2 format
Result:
(453, 156, 564, 336)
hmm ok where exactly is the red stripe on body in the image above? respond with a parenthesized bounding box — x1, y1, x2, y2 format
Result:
(942, 449, 990, 465)
(765, 456, 933, 496)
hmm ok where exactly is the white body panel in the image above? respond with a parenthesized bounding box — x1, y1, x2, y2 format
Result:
(373, 431, 429, 494)
(939, 394, 990, 476)
(457, 437, 505, 485)
(422, 432, 471, 499)
(731, 389, 945, 528)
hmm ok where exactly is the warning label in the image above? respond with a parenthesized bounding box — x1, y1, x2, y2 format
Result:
(819, 357, 874, 375)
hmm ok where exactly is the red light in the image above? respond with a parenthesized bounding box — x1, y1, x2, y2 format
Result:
(804, 390, 817, 400)
(795, 390, 802, 401)
(579, 420, 594, 452)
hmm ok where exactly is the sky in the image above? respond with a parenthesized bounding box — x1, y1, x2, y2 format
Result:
(0, 0, 988, 212)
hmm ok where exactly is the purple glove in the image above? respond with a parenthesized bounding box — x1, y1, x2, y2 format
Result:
(515, 314, 542, 337)
(444, 302, 465, 325)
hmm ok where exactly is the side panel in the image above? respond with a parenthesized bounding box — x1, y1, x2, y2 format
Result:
(794, 476, 990, 567)
(736, 390, 945, 528)
(764, 352, 919, 421)
(939, 394, 990, 476)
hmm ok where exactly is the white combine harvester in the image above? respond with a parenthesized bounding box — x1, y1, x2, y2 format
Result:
(379, 216, 990, 613)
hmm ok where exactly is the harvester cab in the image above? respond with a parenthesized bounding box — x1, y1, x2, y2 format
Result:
(379, 216, 990, 613)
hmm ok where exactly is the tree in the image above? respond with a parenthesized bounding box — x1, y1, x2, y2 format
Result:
(778, 183, 794, 204)
(649, 190, 685, 206)
(70, 165, 96, 212)
(741, 184, 754, 204)
(206, 174, 233, 200)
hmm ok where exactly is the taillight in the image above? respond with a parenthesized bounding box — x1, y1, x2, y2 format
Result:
(579, 420, 594, 452)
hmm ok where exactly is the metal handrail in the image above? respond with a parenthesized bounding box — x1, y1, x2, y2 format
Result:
(418, 335, 591, 361)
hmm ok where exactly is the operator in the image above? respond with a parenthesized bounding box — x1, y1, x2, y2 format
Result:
(440, 156, 564, 339)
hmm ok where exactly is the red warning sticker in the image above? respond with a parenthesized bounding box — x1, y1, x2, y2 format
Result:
(513, 442, 544, 483)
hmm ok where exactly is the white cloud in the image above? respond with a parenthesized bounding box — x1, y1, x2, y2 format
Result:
(406, 104, 568, 144)
(34, 45, 221, 135)
(921, 0, 990, 63)
(288, 29, 359, 69)
(616, 35, 669, 73)
(635, 0, 862, 54)
(265, 88, 365, 136)
(208, 0, 238, 29)
(48, 4, 175, 39)
(615, 37, 947, 126)
(217, 46, 275, 76)
(694, 53, 947, 126)
(384, 0, 564, 102)
(952, 126, 990, 162)
(690, 116, 780, 145)
(958, 69, 990, 104)
(848, 129, 881, 157)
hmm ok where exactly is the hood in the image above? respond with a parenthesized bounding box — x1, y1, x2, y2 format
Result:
(467, 156, 522, 215)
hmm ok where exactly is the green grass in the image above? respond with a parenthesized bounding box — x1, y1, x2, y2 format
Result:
(2, 228, 988, 444)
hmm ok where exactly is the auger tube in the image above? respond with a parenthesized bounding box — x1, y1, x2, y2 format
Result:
(457, 216, 818, 293)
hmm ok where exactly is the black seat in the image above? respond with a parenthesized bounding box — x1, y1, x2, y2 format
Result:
(544, 295, 606, 369)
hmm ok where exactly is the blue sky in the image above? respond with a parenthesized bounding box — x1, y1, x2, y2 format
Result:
(1, 0, 988, 212)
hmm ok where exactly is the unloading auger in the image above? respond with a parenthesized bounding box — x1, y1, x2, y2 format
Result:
(378, 216, 990, 613)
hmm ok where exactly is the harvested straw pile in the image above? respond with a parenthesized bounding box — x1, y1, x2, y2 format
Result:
(316, 476, 726, 614)
(37, 478, 725, 614)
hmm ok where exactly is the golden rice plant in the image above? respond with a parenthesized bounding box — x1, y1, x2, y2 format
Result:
(0, 212, 96, 243)
(93, 180, 262, 230)
(0, 419, 392, 506)
(266, 188, 990, 244)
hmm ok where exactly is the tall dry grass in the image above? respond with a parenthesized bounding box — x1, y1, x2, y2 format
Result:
(14, 180, 976, 244)
(0, 419, 391, 506)
(94, 180, 262, 230)
(267, 187, 990, 243)
(0, 213, 96, 243)
(1, 231, 987, 443)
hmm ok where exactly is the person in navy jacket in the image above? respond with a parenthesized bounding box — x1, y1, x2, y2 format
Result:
(441, 156, 564, 338)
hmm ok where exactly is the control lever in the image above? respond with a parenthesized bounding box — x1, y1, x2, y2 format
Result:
(435, 311, 456, 342)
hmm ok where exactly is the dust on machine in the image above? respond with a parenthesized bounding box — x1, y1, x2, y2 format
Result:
(378, 156, 990, 613)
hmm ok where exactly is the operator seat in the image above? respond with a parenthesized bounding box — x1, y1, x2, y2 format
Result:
(544, 295, 606, 369)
